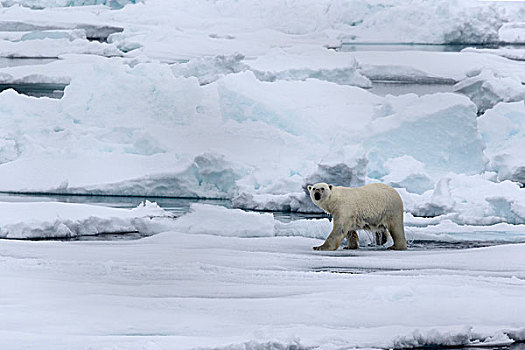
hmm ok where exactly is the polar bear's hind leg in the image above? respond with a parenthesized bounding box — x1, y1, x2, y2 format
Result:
(375, 227, 388, 246)
(344, 230, 359, 250)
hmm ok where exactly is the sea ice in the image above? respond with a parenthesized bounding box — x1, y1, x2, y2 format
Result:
(0, 0, 137, 9)
(1, 208, 524, 349)
(0, 200, 171, 239)
(498, 22, 525, 43)
(381, 156, 433, 195)
(454, 68, 525, 114)
(478, 101, 525, 184)
(0, 38, 122, 58)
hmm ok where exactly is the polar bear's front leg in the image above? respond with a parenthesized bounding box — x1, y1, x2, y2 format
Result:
(313, 221, 345, 251)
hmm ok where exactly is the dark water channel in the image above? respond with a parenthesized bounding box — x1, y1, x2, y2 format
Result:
(0, 57, 66, 98)
(339, 42, 525, 52)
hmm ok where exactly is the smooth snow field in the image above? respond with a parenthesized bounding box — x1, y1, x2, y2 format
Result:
(1, 0, 525, 349)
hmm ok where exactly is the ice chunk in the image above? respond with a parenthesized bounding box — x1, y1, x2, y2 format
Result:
(170, 203, 275, 237)
(363, 93, 485, 178)
(360, 65, 455, 84)
(249, 50, 371, 88)
(20, 29, 86, 41)
(478, 101, 525, 184)
(0, 38, 122, 58)
(74, 153, 245, 198)
(274, 218, 331, 239)
(498, 22, 525, 43)
(409, 177, 455, 217)
(232, 191, 314, 213)
(171, 53, 248, 85)
(454, 69, 525, 114)
(408, 174, 525, 225)
(304, 145, 367, 190)
(461, 47, 525, 62)
(0, 201, 171, 239)
(382, 156, 433, 195)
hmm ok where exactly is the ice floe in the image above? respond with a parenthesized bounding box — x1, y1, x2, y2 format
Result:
(0, 200, 171, 239)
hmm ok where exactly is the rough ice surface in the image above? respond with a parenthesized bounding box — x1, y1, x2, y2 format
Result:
(0, 54, 522, 223)
(2, 1, 525, 349)
(498, 22, 525, 43)
(364, 93, 485, 178)
(0, 200, 171, 239)
(0, 38, 122, 57)
(478, 101, 525, 185)
(454, 69, 525, 114)
(382, 156, 433, 195)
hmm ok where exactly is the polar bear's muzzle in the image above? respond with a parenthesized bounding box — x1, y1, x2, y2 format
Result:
(314, 192, 321, 201)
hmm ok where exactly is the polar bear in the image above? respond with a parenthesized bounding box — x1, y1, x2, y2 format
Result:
(307, 182, 407, 250)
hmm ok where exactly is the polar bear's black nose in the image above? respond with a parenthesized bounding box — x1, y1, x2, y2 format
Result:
(314, 192, 321, 201)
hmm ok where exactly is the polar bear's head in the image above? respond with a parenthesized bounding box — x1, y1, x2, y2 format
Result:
(307, 182, 333, 203)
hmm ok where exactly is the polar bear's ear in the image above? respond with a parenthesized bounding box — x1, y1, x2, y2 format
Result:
(307, 185, 312, 192)
(329, 184, 333, 190)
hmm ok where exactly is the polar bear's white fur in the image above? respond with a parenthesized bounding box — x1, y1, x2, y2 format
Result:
(307, 182, 407, 250)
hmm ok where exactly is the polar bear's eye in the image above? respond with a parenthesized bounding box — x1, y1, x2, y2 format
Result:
(321, 188, 324, 191)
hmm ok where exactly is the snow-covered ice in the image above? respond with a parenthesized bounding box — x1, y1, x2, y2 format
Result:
(453, 69, 525, 114)
(1, 204, 525, 349)
(1, 0, 525, 348)
(479, 101, 525, 184)
(0, 200, 172, 239)
(0, 0, 523, 225)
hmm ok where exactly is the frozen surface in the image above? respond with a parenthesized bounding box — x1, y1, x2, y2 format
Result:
(1, 207, 524, 349)
(499, 22, 525, 43)
(170, 203, 525, 244)
(1, 0, 138, 8)
(0, 1, 523, 229)
(0, 200, 171, 239)
(453, 68, 525, 113)
(0, 38, 122, 58)
(2, 1, 525, 349)
(478, 101, 525, 184)
(0, 54, 523, 225)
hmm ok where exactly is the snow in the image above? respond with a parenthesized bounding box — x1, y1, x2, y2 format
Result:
(382, 156, 433, 194)
(478, 101, 525, 184)
(453, 68, 525, 113)
(0, 200, 171, 239)
(1, 217, 524, 349)
(1, 1, 525, 348)
(462, 47, 525, 62)
(170, 203, 275, 238)
(169, 203, 525, 244)
(0, 37, 122, 58)
(499, 22, 525, 43)
(0, 53, 521, 224)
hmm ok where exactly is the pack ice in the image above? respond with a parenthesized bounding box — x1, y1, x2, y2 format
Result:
(1, 1, 525, 349)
